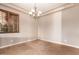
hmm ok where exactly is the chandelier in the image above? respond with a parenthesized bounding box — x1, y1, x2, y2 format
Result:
(28, 4, 42, 18)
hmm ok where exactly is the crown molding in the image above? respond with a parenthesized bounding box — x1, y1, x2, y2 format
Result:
(40, 3, 75, 17)
(42, 3, 67, 14)
(0, 3, 76, 18)
(0, 3, 28, 14)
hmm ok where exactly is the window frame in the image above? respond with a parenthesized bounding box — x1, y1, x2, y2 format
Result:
(0, 9, 19, 33)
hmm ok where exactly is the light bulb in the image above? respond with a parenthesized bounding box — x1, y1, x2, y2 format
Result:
(33, 14, 35, 16)
(38, 11, 42, 14)
(37, 11, 42, 16)
(31, 9, 35, 12)
(29, 12, 32, 15)
(37, 13, 40, 16)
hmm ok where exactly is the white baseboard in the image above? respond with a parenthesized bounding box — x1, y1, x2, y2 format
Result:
(0, 39, 36, 49)
(41, 39, 79, 48)
(1, 39, 79, 49)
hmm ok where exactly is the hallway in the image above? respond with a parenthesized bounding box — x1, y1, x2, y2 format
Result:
(0, 40, 79, 55)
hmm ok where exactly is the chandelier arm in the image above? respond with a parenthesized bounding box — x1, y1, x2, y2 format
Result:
(28, 3, 42, 18)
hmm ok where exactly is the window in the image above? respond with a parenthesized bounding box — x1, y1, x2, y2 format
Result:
(0, 9, 19, 33)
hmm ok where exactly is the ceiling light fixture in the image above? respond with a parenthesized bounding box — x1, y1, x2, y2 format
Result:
(28, 3, 42, 18)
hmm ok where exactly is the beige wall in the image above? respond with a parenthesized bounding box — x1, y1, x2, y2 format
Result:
(62, 5, 79, 47)
(1, 4, 79, 48)
(0, 4, 36, 47)
(38, 11, 62, 42)
(39, 4, 79, 47)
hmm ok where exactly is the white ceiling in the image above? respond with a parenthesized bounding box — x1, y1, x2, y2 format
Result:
(11, 3, 65, 13)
